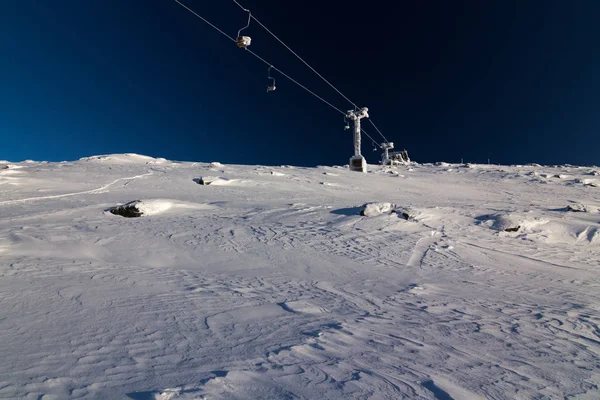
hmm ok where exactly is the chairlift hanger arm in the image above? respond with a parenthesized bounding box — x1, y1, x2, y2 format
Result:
(236, 9, 251, 38)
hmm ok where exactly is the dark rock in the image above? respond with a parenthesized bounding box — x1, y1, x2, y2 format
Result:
(399, 212, 412, 220)
(504, 226, 520, 232)
(109, 201, 143, 218)
(392, 209, 412, 220)
(194, 176, 219, 185)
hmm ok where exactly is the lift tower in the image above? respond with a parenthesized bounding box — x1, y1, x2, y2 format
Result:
(347, 107, 369, 172)
(380, 142, 394, 165)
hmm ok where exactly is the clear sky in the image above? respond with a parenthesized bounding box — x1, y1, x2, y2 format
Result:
(1, 1, 599, 166)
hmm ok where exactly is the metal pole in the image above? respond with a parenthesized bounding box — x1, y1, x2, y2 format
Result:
(347, 107, 369, 173)
(354, 117, 361, 156)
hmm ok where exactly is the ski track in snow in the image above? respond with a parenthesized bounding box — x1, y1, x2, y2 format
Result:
(0, 171, 153, 206)
(0, 156, 599, 399)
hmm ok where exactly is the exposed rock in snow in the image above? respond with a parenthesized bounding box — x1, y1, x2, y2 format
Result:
(109, 200, 175, 217)
(194, 176, 245, 186)
(360, 202, 395, 217)
(195, 176, 220, 185)
(567, 203, 587, 212)
(108, 199, 213, 218)
(108, 200, 145, 218)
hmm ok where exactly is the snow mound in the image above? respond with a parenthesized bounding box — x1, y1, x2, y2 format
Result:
(577, 178, 600, 187)
(477, 213, 547, 233)
(280, 300, 328, 314)
(209, 162, 224, 168)
(477, 212, 599, 244)
(108, 199, 213, 217)
(80, 153, 169, 164)
(0, 165, 24, 173)
(360, 202, 395, 217)
(194, 176, 252, 186)
(527, 221, 600, 244)
(270, 171, 285, 176)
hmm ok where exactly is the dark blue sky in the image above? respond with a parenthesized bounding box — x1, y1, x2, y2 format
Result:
(1, 1, 599, 166)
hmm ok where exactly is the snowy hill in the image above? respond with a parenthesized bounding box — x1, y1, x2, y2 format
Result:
(1, 155, 599, 399)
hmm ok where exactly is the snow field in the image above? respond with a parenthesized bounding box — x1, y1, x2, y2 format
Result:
(0, 156, 599, 399)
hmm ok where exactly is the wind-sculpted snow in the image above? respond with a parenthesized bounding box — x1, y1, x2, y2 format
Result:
(0, 157, 599, 399)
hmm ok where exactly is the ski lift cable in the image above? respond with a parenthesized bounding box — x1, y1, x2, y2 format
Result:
(173, 0, 235, 43)
(231, 0, 392, 145)
(232, 0, 249, 13)
(361, 128, 379, 147)
(232, 0, 359, 109)
(172, 0, 345, 116)
(172, 0, 381, 142)
(245, 49, 346, 115)
(367, 119, 389, 145)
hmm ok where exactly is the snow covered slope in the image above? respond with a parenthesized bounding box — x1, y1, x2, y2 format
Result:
(1, 155, 599, 399)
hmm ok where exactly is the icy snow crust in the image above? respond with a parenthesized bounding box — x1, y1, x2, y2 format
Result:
(1, 155, 599, 399)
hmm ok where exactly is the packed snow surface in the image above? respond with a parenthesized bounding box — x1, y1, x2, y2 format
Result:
(1, 155, 599, 399)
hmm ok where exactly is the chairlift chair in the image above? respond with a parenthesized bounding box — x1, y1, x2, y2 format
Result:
(236, 36, 252, 48)
(236, 11, 252, 49)
(267, 66, 276, 92)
